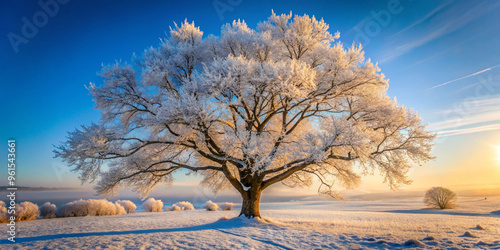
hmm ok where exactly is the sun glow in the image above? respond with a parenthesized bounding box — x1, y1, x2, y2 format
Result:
(496, 146, 500, 165)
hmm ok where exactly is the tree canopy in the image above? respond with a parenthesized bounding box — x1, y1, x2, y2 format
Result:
(55, 12, 435, 217)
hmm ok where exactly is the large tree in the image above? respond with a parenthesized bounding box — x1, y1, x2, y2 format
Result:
(55, 12, 435, 218)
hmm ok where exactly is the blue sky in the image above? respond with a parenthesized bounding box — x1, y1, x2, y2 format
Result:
(1, 0, 500, 195)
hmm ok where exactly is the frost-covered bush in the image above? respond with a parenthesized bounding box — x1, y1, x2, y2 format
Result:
(58, 199, 127, 217)
(86, 199, 114, 216)
(166, 201, 195, 211)
(424, 187, 457, 209)
(221, 202, 234, 211)
(91, 199, 126, 216)
(16, 201, 40, 221)
(115, 203, 127, 215)
(58, 199, 88, 217)
(175, 201, 194, 211)
(203, 200, 218, 211)
(0, 201, 8, 223)
(203, 200, 219, 211)
(142, 198, 163, 212)
(39, 202, 57, 219)
(116, 200, 137, 213)
(167, 204, 182, 211)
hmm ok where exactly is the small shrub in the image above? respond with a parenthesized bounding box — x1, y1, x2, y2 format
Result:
(39, 202, 57, 219)
(142, 198, 163, 212)
(116, 200, 137, 213)
(58, 199, 87, 217)
(115, 203, 127, 215)
(221, 202, 233, 211)
(175, 201, 194, 210)
(203, 200, 219, 211)
(424, 186, 457, 209)
(16, 201, 40, 221)
(167, 204, 182, 211)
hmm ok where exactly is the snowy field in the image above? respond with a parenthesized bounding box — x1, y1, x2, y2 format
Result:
(1, 196, 499, 249)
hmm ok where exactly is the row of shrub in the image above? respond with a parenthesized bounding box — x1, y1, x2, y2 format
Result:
(57, 199, 136, 217)
(0, 198, 234, 223)
(142, 198, 233, 212)
(203, 200, 233, 211)
(0, 199, 137, 222)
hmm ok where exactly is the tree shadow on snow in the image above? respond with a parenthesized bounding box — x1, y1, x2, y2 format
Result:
(0, 217, 294, 250)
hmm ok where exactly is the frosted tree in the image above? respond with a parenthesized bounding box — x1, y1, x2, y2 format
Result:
(55, 12, 435, 218)
(424, 187, 456, 209)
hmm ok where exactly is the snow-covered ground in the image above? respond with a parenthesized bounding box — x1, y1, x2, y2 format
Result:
(1, 196, 499, 249)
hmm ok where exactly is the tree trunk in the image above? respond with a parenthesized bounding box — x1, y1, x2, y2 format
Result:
(239, 188, 262, 218)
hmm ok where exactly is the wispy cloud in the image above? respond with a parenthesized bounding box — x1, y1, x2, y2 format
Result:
(429, 95, 500, 137)
(451, 81, 483, 94)
(430, 64, 500, 89)
(437, 124, 500, 137)
(381, 1, 500, 63)
(407, 39, 466, 68)
(393, 2, 451, 37)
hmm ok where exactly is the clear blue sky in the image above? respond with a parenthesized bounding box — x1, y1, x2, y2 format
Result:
(1, 0, 500, 193)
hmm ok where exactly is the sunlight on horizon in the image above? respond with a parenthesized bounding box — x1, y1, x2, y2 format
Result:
(496, 146, 500, 165)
